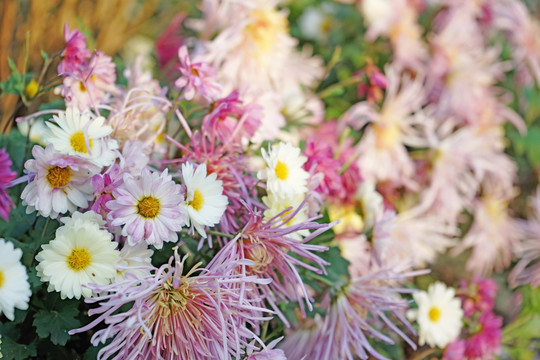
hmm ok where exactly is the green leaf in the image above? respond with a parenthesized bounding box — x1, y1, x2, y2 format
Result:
(33, 301, 81, 346)
(0, 336, 37, 360)
(40, 50, 49, 62)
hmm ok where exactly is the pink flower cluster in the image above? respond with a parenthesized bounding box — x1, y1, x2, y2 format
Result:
(443, 277, 503, 360)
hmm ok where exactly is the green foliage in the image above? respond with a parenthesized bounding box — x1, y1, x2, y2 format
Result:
(33, 301, 81, 346)
(0, 57, 33, 96)
(502, 286, 540, 359)
(0, 336, 37, 360)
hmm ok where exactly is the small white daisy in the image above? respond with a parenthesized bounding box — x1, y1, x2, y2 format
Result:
(257, 142, 309, 198)
(182, 162, 228, 238)
(0, 239, 31, 321)
(408, 282, 463, 348)
(36, 211, 120, 299)
(45, 107, 118, 167)
(114, 242, 154, 282)
(262, 192, 309, 240)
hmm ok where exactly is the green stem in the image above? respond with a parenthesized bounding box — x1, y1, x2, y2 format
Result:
(317, 74, 363, 99)
(207, 230, 235, 239)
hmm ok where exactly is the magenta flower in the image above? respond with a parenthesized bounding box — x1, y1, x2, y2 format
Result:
(57, 24, 91, 76)
(0, 148, 17, 221)
(202, 91, 262, 145)
(69, 249, 272, 360)
(107, 168, 187, 249)
(156, 13, 186, 79)
(458, 276, 497, 317)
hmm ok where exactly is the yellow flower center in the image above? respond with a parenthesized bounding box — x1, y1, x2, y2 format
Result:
(245, 8, 288, 54)
(78, 81, 87, 92)
(137, 196, 161, 219)
(25, 79, 39, 99)
(189, 190, 204, 211)
(0, 269, 4, 288)
(274, 161, 289, 180)
(46, 166, 72, 188)
(66, 248, 92, 271)
(428, 306, 442, 323)
(190, 67, 200, 77)
(70, 131, 93, 154)
(279, 207, 294, 226)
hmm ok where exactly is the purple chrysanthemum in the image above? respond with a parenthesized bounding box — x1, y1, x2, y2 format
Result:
(0, 148, 17, 221)
(70, 249, 272, 360)
(175, 45, 221, 101)
(108, 168, 187, 249)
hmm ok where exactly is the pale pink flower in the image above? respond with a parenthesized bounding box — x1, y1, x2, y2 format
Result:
(107, 168, 187, 249)
(454, 189, 521, 275)
(341, 64, 425, 187)
(69, 249, 272, 360)
(175, 45, 221, 101)
(246, 337, 287, 360)
(509, 188, 540, 288)
(21, 145, 96, 218)
(0, 149, 17, 221)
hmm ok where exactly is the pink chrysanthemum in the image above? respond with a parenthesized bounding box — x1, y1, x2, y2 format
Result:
(175, 45, 222, 101)
(281, 265, 426, 360)
(202, 91, 262, 145)
(58, 24, 91, 76)
(107, 168, 187, 249)
(20, 144, 97, 218)
(0, 149, 17, 221)
(458, 276, 498, 318)
(215, 203, 332, 323)
(69, 249, 272, 360)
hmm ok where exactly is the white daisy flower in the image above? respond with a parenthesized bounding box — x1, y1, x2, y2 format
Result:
(355, 182, 384, 231)
(114, 242, 154, 282)
(257, 142, 309, 198)
(0, 239, 31, 321)
(45, 107, 118, 167)
(36, 211, 120, 299)
(182, 162, 228, 238)
(408, 282, 463, 348)
(262, 192, 309, 240)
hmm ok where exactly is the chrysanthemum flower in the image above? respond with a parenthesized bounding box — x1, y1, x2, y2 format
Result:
(281, 265, 425, 360)
(58, 24, 90, 76)
(114, 242, 154, 282)
(182, 162, 228, 238)
(246, 337, 287, 360)
(175, 45, 221, 101)
(0, 149, 16, 221)
(36, 211, 120, 299)
(69, 249, 272, 360)
(21, 144, 97, 218)
(0, 239, 31, 321)
(108, 168, 187, 249)
(262, 192, 309, 240)
(408, 282, 463, 348)
(45, 107, 118, 167)
(258, 142, 309, 198)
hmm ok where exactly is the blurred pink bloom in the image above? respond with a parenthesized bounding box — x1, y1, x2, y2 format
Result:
(175, 45, 222, 101)
(509, 188, 540, 288)
(458, 276, 498, 317)
(156, 13, 186, 78)
(202, 91, 262, 144)
(357, 62, 388, 103)
(454, 189, 521, 275)
(246, 337, 287, 360)
(58, 24, 90, 76)
(341, 64, 425, 187)
(0, 149, 16, 221)
(70, 249, 272, 360)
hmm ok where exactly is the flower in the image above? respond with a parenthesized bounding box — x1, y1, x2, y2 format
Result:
(181, 162, 228, 238)
(175, 45, 221, 101)
(262, 192, 309, 240)
(0, 239, 31, 321)
(114, 242, 154, 282)
(108, 168, 187, 249)
(45, 107, 118, 167)
(258, 142, 309, 198)
(0, 149, 17, 221)
(57, 24, 90, 76)
(246, 337, 287, 360)
(69, 249, 271, 360)
(21, 144, 97, 218)
(36, 211, 120, 299)
(409, 282, 463, 348)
